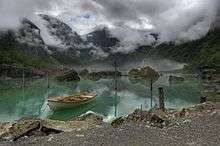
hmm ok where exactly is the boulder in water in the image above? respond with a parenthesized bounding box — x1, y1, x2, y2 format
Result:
(129, 66, 159, 78)
(80, 69, 122, 81)
(56, 69, 80, 82)
(79, 69, 89, 77)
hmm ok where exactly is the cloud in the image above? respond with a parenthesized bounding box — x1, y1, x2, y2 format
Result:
(0, 0, 219, 55)
(52, 0, 219, 53)
(0, 0, 55, 29)
(91, 0, 219, 42)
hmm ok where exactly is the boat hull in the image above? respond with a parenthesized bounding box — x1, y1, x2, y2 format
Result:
(47, 98, 96, 111)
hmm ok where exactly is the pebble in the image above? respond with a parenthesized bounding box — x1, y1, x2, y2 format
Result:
(183, 119, 192, 123)
(76, 134, 85, 138)
(47, 136, 53, 142)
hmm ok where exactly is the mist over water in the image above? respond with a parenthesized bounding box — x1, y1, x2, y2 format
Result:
(72, 59, 185, 74)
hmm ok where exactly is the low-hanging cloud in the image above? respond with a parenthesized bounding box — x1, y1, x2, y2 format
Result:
(91, 0, 219, 43)
(49, 0, 219, 54)
(0, 0, 56, 28)
(0, 0, 219, 55)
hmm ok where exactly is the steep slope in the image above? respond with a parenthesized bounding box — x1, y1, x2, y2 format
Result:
(187, 29, 220, 70)
(39, 14, 86, 48)
(86, 27, 119, 53)
(0, 18, 55, 69)
(39, 14, 101, 65)
(149, 28, 220, 71)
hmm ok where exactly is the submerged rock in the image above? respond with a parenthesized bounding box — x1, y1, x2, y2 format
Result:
(169, 75, 184, 84)
(56, 69, 80, 82)
(128, 66, 159, 86)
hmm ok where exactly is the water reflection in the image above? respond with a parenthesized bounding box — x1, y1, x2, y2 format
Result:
(0, 74, 202, 122)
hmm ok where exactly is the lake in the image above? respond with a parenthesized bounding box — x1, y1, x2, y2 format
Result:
(0, 73, 202, 122)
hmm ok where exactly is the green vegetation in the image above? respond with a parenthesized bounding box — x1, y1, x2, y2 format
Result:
(0, 50, 50, 68)
(187, 30, 220, 71)
(204, 92, 220, 102)
(150, 29, 220, 72)
(0, 30, 56, 69)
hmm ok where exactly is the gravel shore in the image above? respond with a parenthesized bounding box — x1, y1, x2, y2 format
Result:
(1, 103, 220, 146)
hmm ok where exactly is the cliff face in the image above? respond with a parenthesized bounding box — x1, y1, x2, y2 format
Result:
(39, 14, 86, 48)
(0, 19, 53, 69)
(86, 27, 119, 53)
(15, 18, 45, 46)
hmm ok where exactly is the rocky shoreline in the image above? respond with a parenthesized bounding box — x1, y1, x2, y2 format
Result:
(0, 102, 220, 145)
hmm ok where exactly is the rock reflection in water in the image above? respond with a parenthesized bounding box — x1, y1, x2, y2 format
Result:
(0, 74, 201, 122)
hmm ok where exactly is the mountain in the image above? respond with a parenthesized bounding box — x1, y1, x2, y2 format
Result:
(39, 14, 109, 65)
(211, 9, 220, 30)
(0, 13, 219, 76)
(39, 14, 87, 48)
(0, 18, 55, 69)
(86, 27, 119, 53)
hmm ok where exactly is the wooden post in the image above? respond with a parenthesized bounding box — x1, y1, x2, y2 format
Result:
(158, 87, 165, 111)
(200, 96, 207, 103)
(22, 69, 25, 88)
(150, 78, 153, 108)
(114, 60, 117, 117)
(47, 72, 50, 88)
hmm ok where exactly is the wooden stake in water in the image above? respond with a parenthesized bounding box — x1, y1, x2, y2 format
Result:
(158, 87, 165, 111)
(22, 69, 25, 88)
(22, 69, 25, 101)
(47, 72, 50, 89)
(150, 78, 153, 108)
(61, 65, 64, 96)
(114, 60, 118, 117)
(46, 72, 50, 98)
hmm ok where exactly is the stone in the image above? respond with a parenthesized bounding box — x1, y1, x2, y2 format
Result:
(79, 69, 89, 77)
(73, 111, 104, 125)
(111, 117, 125, 128)
(126, 109, 148, 122)
(88, 72, 102, 81)
(85, 70, 122, 81)
(179, 108, 186, 117)
(0, 118, 42, 141)
(194, 102, 216, 111)
(150, 114, 164, 124)
(0, 123, 12, 139)
(129, 66, 159, 78)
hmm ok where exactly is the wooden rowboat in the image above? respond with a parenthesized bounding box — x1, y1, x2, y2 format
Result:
(47, 91, 97, 111)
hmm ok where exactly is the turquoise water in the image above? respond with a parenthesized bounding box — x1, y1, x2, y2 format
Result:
(0, 74, 202, 122)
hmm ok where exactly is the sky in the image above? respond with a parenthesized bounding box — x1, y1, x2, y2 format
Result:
(0, 0, 219, 53)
